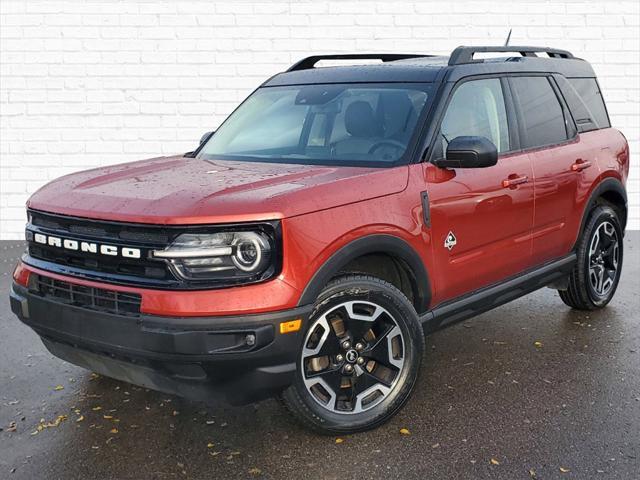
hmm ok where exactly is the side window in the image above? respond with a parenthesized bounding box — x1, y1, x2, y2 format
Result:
(510, 76, 569, 149)
(436, 78, 510, 159)
(568, 78, 611, 130)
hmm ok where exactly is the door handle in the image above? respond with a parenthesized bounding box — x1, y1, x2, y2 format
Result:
(571, 159, 592, 172)
(502, 175, 529, 188)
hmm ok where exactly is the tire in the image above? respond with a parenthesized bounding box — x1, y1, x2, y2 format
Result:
(281, 275, 425, 435)
(559, 205, 624, 310)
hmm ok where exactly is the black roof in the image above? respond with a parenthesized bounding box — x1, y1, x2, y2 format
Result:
(263, 46, 596, 87)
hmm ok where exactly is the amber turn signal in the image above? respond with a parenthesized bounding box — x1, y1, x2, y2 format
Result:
(279, 319, 302, 334)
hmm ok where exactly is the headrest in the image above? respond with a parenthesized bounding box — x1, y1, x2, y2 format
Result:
(345, 101, 381, 138)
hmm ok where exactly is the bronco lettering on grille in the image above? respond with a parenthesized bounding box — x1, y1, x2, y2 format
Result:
(32, 232, 141, 259)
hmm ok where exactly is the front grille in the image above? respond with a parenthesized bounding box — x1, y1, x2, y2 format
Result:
(26, 209, 179, 288)
(23, 209, 281, 289)
(29, 274, 142, 317)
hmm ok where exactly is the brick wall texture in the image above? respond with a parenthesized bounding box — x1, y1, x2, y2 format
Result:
(1, 0, 638, 238)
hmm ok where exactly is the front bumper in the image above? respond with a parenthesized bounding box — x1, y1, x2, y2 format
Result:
(10, 282, 311, 405)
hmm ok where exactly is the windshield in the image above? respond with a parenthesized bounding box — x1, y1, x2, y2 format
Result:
(198, 83, 432, 166)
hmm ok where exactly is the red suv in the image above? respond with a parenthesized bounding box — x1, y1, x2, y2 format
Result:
(10, 46, 629, 434)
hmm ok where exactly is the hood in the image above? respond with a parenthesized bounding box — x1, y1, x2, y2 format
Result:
(27, 156, 408, 224)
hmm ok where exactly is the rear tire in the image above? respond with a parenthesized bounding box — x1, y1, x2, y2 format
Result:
(559, 205, 623, 310)
(281, 275, 424, 435)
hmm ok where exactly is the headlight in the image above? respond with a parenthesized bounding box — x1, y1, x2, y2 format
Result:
(152, 230, 276, 283)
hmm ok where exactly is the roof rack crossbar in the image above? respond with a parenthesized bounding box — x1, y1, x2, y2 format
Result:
(287, 54, 430, 72)
(448, 46, 574, 66)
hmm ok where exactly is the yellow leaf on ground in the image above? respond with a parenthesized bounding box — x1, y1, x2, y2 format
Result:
(54, 385, 64, 391)
(76, 415, 85, 423)
(103, 415, 113, 420)
(534, 341, 543, 348)
(490, 458, 500, 465)
(335, 438, 344, 444)
(92, 406, 102, 411)
(207, 442, 215, 448)
(399, 428, 411, 435)
(560, 467, 570, 473)
(248, 468, 262, 475)
(109, 428, 118, 434)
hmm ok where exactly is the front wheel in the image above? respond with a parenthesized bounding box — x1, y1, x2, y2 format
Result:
(559, 205, 624, 310)
(281, 275, 424, 434)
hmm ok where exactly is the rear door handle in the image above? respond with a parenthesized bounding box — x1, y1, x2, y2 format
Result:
(571, 159, 592, 172)
(502, 175, 529, 188)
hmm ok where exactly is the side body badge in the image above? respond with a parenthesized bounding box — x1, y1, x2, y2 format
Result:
(444, 231, 457, 251)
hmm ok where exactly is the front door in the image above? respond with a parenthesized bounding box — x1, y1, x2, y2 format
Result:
(425, 77, 535, 303)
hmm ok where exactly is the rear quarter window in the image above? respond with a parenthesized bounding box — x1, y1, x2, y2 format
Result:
(565, 77, 611, 131)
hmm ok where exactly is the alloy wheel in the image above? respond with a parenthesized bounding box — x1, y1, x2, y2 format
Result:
(588, 221, 619, 297)
(301, 300, 406, 414)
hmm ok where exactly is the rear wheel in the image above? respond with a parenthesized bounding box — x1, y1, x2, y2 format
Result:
(559, 205, 623, 310)
(281, 275, 424, 434)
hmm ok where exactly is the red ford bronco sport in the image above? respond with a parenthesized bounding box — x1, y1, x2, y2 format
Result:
(11, 46, 629, 434)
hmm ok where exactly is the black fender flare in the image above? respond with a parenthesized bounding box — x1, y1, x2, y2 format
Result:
(575, 177, 627, 247)
(297, 234, 431, 313)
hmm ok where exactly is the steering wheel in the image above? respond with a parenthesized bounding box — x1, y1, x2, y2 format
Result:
(368, 139, 406, 157)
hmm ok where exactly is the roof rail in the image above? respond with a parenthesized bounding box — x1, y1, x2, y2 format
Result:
(448, 46, 574, 66)
(287, 54, 429, 72)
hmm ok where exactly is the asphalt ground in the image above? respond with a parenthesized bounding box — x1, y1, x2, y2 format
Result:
(1, 235, 638, 480)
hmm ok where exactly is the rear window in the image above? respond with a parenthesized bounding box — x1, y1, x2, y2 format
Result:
(560, 77, 611, 132)
(510, 76, 570, 149)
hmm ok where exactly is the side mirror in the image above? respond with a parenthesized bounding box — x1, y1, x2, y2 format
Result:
(200, 131, 214, 145)
(435, 136, 498, 169)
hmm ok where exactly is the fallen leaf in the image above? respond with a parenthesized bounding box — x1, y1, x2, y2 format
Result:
(431, 443, 440, 449)
(248, 467, 262, 475)
(76, 415, 85, 423)
(109, 428, 118, 434)
(529, 468, 536, 478)
(34, 415, 68, 432)
(92, 406, 102, 411)
(490, 458, 500, 465)
(103, 415, 113, 420)
(53, 385, 64, 391)
(7, 421, 17, 433)
(399, 428, 411, 435)
(534, 341, 543, 348)
(172, 410, 179, 416)
(207, 442, 215, 448)
(335, 438, 344, 444)
(560, 467, 570, 473)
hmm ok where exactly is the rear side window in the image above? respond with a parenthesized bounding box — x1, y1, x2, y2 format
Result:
(564, 77, 610, 131)
(510, 76, 569, 149)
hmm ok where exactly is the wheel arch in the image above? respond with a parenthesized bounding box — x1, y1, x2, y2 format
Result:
(575, 177, 627, 250)
(297, 235, 431, 314)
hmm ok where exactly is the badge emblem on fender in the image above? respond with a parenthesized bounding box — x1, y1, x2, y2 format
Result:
(444, 231, 457, 251)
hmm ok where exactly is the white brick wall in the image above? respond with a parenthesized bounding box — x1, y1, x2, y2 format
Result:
(1, 0, 638, 238)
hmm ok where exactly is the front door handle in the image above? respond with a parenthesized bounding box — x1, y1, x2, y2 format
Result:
(502, 175, 529, 188)
(571, 159, 592, 172)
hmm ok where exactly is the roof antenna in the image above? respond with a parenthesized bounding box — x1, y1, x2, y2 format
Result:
(504, 28, 512, 46)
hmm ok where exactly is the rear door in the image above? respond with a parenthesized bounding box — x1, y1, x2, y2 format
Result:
(426, 77, 535, 302)
(508, 75, 594, 265)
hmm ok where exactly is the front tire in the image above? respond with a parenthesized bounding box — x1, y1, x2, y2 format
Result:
(559, 205, 623, 310)
(281, 275, 424, 435)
